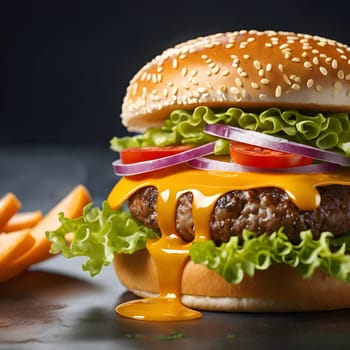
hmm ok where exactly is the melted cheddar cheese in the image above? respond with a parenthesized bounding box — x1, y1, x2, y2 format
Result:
(108, 164, 350, 321)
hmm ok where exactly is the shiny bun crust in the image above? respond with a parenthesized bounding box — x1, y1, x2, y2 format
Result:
(114, 250, 350, 312)
(122, 30, 350, 132)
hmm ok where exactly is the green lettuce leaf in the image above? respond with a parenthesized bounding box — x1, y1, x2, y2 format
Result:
(110, 106, 350, 156)
(189, 229, 350, 284)
(46, 201, 160, 276)
(47, 200, 350, 284)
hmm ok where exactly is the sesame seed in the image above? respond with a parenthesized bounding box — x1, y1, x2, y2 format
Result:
(221, 70, 230, 76)
(197, 87, 208, 94)
(315, 85, 323, 92)
(320, 66, 328, 76)
(131, 82, 138, 95)
(346, 74, 350, 80)
(201, 54, 208, 60)
(266, 64, 272, 71)
(206, 82, 213, 90)
(312, 57, 319, 65)
(193, 91, 200, 98)
(251, 82, 259, 89)
(253, 60, 261, 69)
(283, 74, 292, 85)
(235, 77, 243, 87)
(338, 70, 345, 79)
(260, 78, 270, 85)
(190, 69, 198, 77)
(292, 83, 301, 90)
(151, 94, 161, 102)
(307, 79, 314, 88)
(239, 71, 248, 78)
(275, 85, 282, 97)
(278, 64, 284, 72)
(181, 67, 188, 77)
(172, 58, 178, 69)
(243, 54, 250, 59)
(226, 43, 234, 49)
(141, 72, 147, 81)
(258, 69, 264, 76)
(206, 70, 212, 76)
(218, 84, 227, 92)
(304, 61, 312, 69)
(213, 65, 220, 74)
(292, 57, 301, 63)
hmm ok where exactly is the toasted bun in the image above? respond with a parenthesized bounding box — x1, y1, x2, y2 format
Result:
(114, 249, 350, 312)
(121, 30, 350, 132)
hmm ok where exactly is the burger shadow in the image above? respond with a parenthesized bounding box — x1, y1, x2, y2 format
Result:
(112, 291, 350, 343)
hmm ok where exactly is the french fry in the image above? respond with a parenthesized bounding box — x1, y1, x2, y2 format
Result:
(0, 185, 91, 283)
(0, 193, 21, 231)
(0, 230, 35, 265)
(3, 211, 43, 232)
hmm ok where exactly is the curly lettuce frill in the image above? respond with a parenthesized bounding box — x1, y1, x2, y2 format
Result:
(47, 202, 350, 283)
(46, 201, 160, 276)
(110, 106, 350, 156)
(189, 229, 350, 284)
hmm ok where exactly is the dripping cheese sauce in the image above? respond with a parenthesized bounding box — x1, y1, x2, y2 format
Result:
(107, 164, 350, 321)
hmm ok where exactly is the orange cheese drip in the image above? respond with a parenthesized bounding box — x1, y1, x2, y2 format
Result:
(109, 165, 350, 321)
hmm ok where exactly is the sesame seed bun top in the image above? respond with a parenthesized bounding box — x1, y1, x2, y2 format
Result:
(121, 30, 350, 132)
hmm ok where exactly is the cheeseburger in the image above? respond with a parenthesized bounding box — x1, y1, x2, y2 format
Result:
(48, 30, 350, 321)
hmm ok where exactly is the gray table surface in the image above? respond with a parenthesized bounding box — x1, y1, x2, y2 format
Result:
(0, 144, 350, 350)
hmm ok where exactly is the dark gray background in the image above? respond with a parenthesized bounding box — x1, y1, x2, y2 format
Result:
(2, 0, 349, 145)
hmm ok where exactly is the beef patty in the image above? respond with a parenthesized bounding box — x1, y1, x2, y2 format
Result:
(128, 185, 350, 244)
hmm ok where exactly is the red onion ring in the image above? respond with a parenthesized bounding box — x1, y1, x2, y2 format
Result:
(205, 124, 350, 166)
(113, 142, 216, 176)
(187, 157, 340, 174)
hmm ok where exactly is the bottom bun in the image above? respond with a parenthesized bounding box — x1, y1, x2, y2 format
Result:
(113, 249, 350, 312)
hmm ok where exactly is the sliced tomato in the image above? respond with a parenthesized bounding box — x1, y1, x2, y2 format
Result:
(120, 145, 193, 164)
(229, 141, 313, 168)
